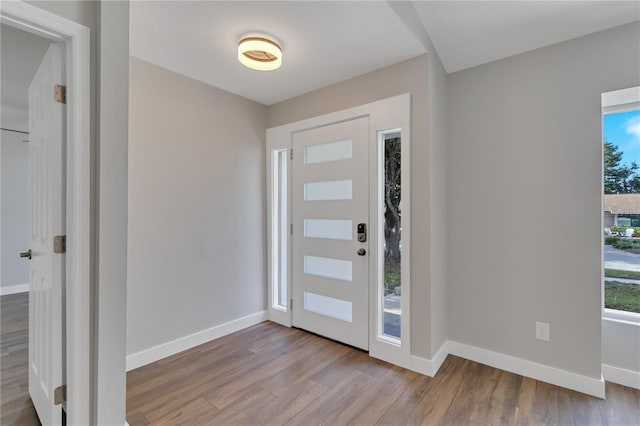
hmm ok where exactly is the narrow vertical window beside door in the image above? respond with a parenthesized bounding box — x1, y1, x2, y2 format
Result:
(380, 131, 402, 340)
(272, 150, 288, 310)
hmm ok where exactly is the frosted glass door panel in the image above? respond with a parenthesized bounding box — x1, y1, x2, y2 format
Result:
(305, 179, 352, 201)
(304, 219, 352, 240)
(304, 255, 352, 281)
(291, 115, 369, 350)
(305, 139, 352, 164)
(304, 292, 353, 323)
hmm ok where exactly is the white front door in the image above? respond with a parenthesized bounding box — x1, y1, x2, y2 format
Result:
(292, 117, 369, 350)
(27, 43, 65, 425)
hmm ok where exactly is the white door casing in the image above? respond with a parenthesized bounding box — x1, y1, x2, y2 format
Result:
(1, 2, 92, 422)
(28, 42, 65, 425)
(267, 94, 411, 370)
(292, 117, 370, 350)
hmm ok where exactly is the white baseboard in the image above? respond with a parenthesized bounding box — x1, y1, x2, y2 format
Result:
(430, 341, 450, 375)
(376, 340, 446, 378)
(0, 283, 29, 296)
(408, 341, 449, 377)
(447, 340, 605, 398)
(603, 364, 640, 389)
(403, 355, 430, 376)
(126, 311, 267, 371)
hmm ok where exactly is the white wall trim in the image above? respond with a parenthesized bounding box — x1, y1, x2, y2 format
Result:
(406, 347, 447, 377)
(371, 341, 449, 378)
(429, 341, 449, 375)
(601, 86, 640, 108)
(126, 311, 267, 371)
(603, 364, 640, 390)
(447, 340, 605, 398)
(0, 284, 29, 296)
(404, 355, 430, 376)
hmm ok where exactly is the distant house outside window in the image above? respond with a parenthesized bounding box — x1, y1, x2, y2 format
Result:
(602, 104, 640, 316)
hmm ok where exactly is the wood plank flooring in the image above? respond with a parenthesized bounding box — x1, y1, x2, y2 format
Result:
(1, 293, 39, 425)
(126, 324, 640, 425)
(2, 293, 639, 425)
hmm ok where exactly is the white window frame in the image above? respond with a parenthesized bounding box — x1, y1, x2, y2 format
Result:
(266, 145, 292, 326)
(266, 94, 412, 369)
(375, 128, 404, 346)
(601, 86, 640, 325)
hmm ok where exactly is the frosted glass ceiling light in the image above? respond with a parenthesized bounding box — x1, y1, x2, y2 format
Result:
(238, 36, 282, 71)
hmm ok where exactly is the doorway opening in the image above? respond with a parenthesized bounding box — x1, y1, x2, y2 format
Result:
(1, 23, 56, 424)
(266, 94, 412, 369)
(1, 2, 91, 423)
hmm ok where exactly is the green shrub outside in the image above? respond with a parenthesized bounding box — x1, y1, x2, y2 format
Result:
(609, 226, 640, 236)
(604, 227, 640, 253)
(612, 239, 640, 252)
(384, 262, 401, 294)
(604, 236, 619, 245)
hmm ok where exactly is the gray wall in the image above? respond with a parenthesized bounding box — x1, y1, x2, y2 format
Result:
(426, 43, 448, 360)
(1, 24, 51, 291)
(268, 54, 436, 359)
(1, 24, 51, 131)
(386, 0, 449, 361)
(447, 22, 640, 379)
(1, 132, 29, 288)
(127, 58, 267, 355)
(96, 1, 129, 424)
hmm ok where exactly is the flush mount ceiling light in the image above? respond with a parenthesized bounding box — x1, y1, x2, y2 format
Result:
(238, 36, 282, 71)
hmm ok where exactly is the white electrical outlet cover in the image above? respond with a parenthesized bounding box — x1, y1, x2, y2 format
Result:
(536, 322, 550, 341)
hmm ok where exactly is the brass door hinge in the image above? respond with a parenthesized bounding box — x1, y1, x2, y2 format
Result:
(54, 85, 66, 104)
(53, 235, 66, 254)
(53, 385, 66, 405)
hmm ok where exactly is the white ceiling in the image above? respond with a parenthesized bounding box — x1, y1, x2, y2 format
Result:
(130, 1, 639, 105)
(1, 2, 635, 128)
(1, 24, 51, 131)
(130, 1, 426, 106)
(414, 1, 640, 73)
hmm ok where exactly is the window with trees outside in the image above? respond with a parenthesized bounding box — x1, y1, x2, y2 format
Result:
(382, 132, 401, 339)
(603, 108, 640, 316)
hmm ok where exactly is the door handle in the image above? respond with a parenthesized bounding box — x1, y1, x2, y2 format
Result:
(357, 248, 366, 256)
(20, 249, 32, 260)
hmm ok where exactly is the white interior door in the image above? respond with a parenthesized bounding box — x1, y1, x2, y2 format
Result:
(292, 117, 369, 350)
(27, 43, 65, 425)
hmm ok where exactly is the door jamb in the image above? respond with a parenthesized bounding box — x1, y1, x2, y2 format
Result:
(0, 2, 91, 424)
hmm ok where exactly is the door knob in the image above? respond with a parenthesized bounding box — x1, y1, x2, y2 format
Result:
(357, 248, 366, 256)
(20, 249, 32, 260)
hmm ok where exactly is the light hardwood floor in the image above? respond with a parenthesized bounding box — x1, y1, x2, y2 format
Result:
(1, 293, 38, 425)
(2, 293, 639, 425)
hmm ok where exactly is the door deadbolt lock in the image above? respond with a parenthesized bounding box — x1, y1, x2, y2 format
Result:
(357, 223, 367, 242)
(357, 248, 367, 256)
(20, 249, 32, 260)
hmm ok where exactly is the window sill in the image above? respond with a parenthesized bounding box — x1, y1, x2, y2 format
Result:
(603, 309, 640, 326)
